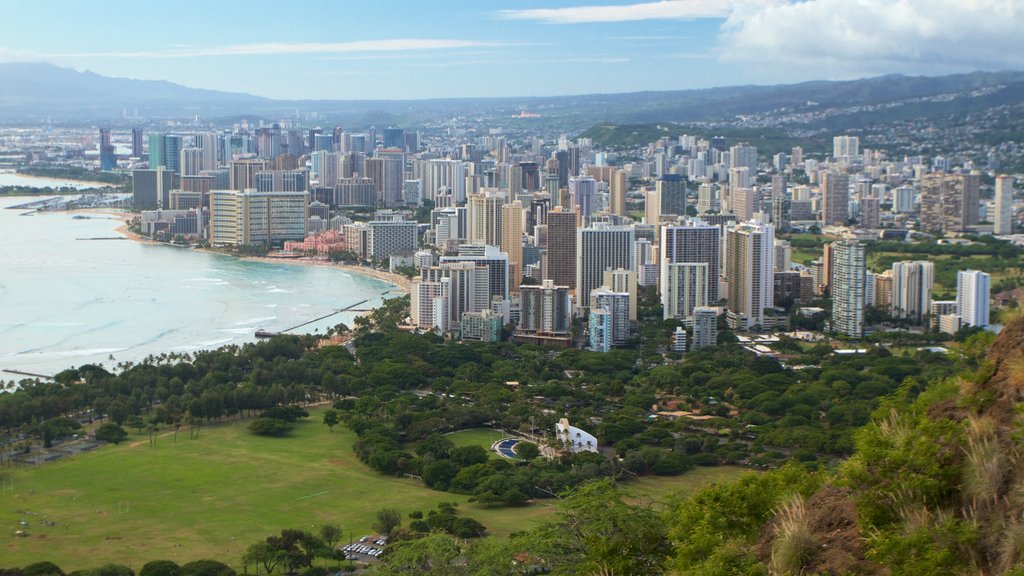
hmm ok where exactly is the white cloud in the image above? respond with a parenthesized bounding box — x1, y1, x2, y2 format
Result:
(719, 0, 1024, 76)
(53, 39, 502, 59)
(497, 0, 750, 23)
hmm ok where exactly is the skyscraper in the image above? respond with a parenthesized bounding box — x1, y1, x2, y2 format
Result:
(725, 221, 775, 331)
(891, 261, 934, 323)
(501, 201, 524, 291)
(131, 127, 144, 159)
(957, 270, 990, 328)
(440, 244, 510, 303)
(729, 143, 757, 172)
(519, 280, 572, 336)
(466, 190, 505, 246)
(660, 220, 721, 307)
(663, 263, 710, 324)
(995, 175, 1015, 235)
(657, 174, 687, 217)
(833, 136, 860, 162)
(920, 172, 980, 232)
(576, 225, 634, 312)
(830, 240, 866, 338)
(546, 208, 578, 289)
(692, 306, 719, 350)
(98, 128, 116, 170)
(610, 169, 627, 216)
(569, 176, 598, 220)
(822, 171, 850, 226)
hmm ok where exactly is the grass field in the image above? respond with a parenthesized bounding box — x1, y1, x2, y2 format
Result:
(0, 410, 751, 570)
(445, 427, 507, 457)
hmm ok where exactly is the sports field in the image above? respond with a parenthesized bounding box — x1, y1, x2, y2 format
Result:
(0, 409, 750, 570)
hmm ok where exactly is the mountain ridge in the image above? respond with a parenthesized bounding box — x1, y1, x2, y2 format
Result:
(0, 61, 1022, 126)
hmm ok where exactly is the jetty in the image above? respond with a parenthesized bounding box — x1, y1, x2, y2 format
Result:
(255, 299, 370, 338)
(2, 369, 54, 380)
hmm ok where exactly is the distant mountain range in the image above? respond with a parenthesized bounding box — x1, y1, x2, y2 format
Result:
(1, 61, 1022, 130)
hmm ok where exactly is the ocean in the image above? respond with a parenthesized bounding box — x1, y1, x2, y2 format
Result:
(0, 196, 394, 378)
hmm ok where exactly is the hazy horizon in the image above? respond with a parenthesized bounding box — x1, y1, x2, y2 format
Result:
(2, 0, 1022, 101)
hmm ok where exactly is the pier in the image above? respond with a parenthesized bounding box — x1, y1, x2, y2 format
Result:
(255, 299, 370, 338)
(2, 369, 54, 380)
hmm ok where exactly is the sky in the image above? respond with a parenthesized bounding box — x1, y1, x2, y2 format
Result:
(1, 0, 1022, 101)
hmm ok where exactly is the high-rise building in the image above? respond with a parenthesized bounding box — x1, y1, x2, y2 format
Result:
(610, 169, 627, 216)
(365, 157, 403, 207)
(833, 136, 860, 162)
(697, 183, 720, 214)
(98, 128, 116, 170)
(589, 288, 631, 350)
(891, 261, 934, 323)
(692, 306, 718, 350)
(382, 127, 405, 150)
(860, 194, 880, 228)
(441, 244, 510, 302)
(367, 220, 418, 261)
(660, 220, 721, 307)
(774, 239, 791, 272)
(230, 159, 270, 192)
(335, 177, 377, 207)
(466, 190, 505, 246)
(148, 133, 182, 172)
(209, 190, 308, 246)
(729, 143, 757, 172)
(569, 176, 598, 220)
(420, 159, 467, 203)
(995, 175, 1015, 235)
(576, 225, 634, 312)
(920, 172, 980, 232)
(422, 261, 490, 331)
(255, 169, 308, 193)
(132, 167, 175, 210)
(519, 280, 572, 335)
(822, 171, 850, 226)
(545, 208, 578, 288)
(830, 240, 866, 338)
(131, 127, 144, 159)
(731, 187, 756, 221)
(501, 201, 524, 291)
(657, 174, 687, 217)
(663, 263, 710, 324)
(602, 268, 637, 322)
(957, 270, 990, 328)
(725, 220, 775, 331)
(894, 186, 916, 214)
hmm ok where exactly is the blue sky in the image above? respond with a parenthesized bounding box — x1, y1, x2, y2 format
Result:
(1, 0, 1022, 100)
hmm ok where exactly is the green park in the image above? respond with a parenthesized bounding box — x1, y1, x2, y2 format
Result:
(0, 407, 747, 570)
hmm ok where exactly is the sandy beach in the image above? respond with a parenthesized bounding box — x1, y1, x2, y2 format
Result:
(82, 209, 412, 292)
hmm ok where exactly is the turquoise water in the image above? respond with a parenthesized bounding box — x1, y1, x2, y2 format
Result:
(0, 196, 393, 377)
(0, 171, 111, 189)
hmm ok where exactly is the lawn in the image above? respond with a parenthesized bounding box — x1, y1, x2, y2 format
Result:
(0, 410, 755, 571)
(445, 427, 507, 455)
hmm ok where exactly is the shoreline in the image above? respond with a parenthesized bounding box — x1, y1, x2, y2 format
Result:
(80, 207, 412, 292)
(0, 170, 115, 189)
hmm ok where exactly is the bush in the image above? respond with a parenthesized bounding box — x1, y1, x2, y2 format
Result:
(22, 563, 64, 576)
(138, 562, 178, 576)
(178, 561, 235, 576)
(261, 406, 309, 422)
(94, 423, 127, 444)
(248, 418, 294, 437)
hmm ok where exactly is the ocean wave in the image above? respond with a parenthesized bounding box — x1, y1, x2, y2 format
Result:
(233, 316, 277, 326)
(217, 328, 252, 335)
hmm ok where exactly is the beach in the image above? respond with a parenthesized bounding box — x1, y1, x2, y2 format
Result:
(97, 209, 411, 292)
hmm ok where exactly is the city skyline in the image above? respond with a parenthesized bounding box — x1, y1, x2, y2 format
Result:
(1, 0, 1021, 100)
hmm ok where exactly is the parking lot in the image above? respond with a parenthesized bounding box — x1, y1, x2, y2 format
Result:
(341, 535, 387, 561)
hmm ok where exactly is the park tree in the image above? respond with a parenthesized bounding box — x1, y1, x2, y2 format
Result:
(374, 508, 403, 538)
(515, 442, 540, 461)
(377, 533, 462, 576)
(178, 561, 234, 576)
(248, 418, 293, 437)
(319, 524, 342, 550)
(242, 542, 286, 575)
(322, 409, 340, 432)
(22, 562, 65, 576)
(138, 561, 178, 576)
(94, 423, 127, 444)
